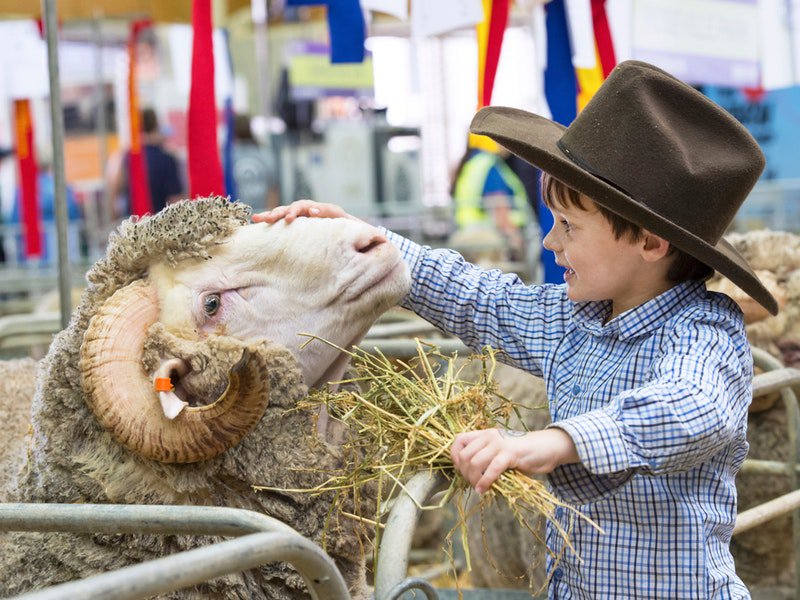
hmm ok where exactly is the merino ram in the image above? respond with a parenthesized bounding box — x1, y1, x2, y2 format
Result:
(0, 197, 410, 598)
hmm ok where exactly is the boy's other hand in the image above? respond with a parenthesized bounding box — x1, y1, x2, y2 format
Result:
(253, 199, 354, 224)
(450, 427, 579, 493)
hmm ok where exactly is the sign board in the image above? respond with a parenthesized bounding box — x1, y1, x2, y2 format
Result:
(632, 0, 760, 88)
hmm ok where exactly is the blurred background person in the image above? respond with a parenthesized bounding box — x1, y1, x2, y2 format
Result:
(9, 148, 83, 266)
(231, 113, 279, 211)
(449, 134, 537, 276)
(108, 107, 184, 218)
(0, 146, 15, 264)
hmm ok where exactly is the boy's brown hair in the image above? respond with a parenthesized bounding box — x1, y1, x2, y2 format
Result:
(541, 172, 713, 284)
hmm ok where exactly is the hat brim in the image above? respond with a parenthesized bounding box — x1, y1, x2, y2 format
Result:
(471, 106, 778, 316)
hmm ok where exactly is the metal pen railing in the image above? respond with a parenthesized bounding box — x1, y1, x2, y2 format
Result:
(0, 504, 349, 600)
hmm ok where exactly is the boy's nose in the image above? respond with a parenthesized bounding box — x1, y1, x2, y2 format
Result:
(543, 226, 559, 252)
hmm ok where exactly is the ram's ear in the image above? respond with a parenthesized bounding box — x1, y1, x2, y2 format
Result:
(80, 280, 271, 464)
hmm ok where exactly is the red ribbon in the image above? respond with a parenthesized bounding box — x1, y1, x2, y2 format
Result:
(128, 19, 153, 216)
(481, 0, 510, 108)
(14, 99, 41, 258)
(188, 0, 224, 198)
(591, 0, 616, 78)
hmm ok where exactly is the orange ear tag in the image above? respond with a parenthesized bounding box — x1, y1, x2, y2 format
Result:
(154, 377, 173, 392)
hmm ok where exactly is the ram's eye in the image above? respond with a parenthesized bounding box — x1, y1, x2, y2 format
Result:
(203, 293, 221, 316)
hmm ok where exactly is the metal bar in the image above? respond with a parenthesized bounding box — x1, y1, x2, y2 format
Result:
(10, 531, 350, 600)
(734, 489, 800, 536)
(740, 458, 800, 476)
(752, 367, 800, 398)
(91, 15, 110, 250)
(251, 0, 271, 120)
(1, 504, 350, 600)
(0, 503, 298, 537)
(366, 320, 442, 339)
(0, 313, 61, 349)
(41, 0, 72, 329)
(374, 471, 448, 600)
(363, 338, 470, 358)
(386, 577, 439, 600)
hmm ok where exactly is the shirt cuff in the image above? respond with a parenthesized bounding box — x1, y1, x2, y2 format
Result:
(549, 408, 631, 476)
(382, 228, 426, 274)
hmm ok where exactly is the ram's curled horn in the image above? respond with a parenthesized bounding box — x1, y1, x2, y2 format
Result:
(79, 279, 271, 463)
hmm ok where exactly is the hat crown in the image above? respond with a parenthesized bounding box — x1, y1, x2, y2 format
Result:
(559, 61, 764, 245)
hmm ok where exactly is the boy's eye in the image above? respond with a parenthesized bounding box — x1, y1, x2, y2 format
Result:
(560, 219, 573, 231)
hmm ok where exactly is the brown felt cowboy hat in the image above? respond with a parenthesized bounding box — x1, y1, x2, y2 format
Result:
(470, 60, 779, 316)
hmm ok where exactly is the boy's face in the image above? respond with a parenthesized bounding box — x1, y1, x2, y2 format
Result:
(543, 196, 671, 319)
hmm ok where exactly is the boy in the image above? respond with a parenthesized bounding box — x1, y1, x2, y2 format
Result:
(256, 61, 778, 598)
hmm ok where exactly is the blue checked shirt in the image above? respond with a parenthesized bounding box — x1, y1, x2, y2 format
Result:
(384, 230, 752, 599)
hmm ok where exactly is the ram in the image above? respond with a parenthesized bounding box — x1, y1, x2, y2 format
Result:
(0, 197, 410, 599)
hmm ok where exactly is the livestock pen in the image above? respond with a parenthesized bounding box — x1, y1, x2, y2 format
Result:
(1, 313, 799, 599)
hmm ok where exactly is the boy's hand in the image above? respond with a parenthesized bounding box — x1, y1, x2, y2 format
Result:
(253, 199, 357, 224)
(451, 427, 579, 493)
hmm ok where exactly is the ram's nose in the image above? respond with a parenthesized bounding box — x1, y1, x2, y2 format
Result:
(356, 233, 387, 254)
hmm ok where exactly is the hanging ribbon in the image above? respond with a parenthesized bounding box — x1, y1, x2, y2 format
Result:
(476, 0, 510, 108)
(220, 29, 237, 200)
(223, 96, 236, 200)
(592, 0, 616, 78)
(576, 0, 616, 111)
(537, 0, 576, 283)
(286, 0, 366, 63)
(470, 0, 510, 152)
(128, 19, 153, 216)
(188, 0, 225, 198)
(14, 99, 41, 258)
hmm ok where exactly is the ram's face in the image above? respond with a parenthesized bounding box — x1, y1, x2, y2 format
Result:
(79, 216, 411, 464)
(150, 218, 410, 388)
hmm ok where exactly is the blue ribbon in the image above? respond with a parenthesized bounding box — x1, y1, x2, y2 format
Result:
(286, 0, 366, 63)
(537, 0, 575, 283)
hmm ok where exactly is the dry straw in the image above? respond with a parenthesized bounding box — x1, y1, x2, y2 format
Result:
(258, 336, 601, 589)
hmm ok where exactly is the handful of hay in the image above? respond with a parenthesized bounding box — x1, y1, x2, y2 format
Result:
(259, 337, 598, 585)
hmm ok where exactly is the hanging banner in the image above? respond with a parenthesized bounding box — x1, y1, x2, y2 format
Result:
(286, 0, 366, 63)
(362, 0, 408, 20)
(188, 0, 225, 198)
(14, 99, 41, 258)
(410, 0, 483, 38)
(631, 0, 759, 88)
(128, 20, 153, 216)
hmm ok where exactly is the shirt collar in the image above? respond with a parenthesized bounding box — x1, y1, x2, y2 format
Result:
(572, 280, 707, 339)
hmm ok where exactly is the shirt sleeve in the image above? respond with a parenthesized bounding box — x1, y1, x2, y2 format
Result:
(549, 305, 751, 502)
(383, 229, 572, 375)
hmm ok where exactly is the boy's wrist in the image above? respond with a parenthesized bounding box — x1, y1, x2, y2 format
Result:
(510, 428, 580, 475)
(547, 427, 580, 466)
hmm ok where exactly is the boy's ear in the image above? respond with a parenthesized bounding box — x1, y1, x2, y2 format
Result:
(640, 232, 671, 262)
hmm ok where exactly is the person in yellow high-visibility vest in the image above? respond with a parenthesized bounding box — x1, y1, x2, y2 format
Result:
(451, 133, 532, 263)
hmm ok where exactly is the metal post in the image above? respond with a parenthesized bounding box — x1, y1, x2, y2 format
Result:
(252, 0, 271, 119)
(42, 0, 71, 329)
(92, 14, 110, 249)
(374, 471, 447, 600)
